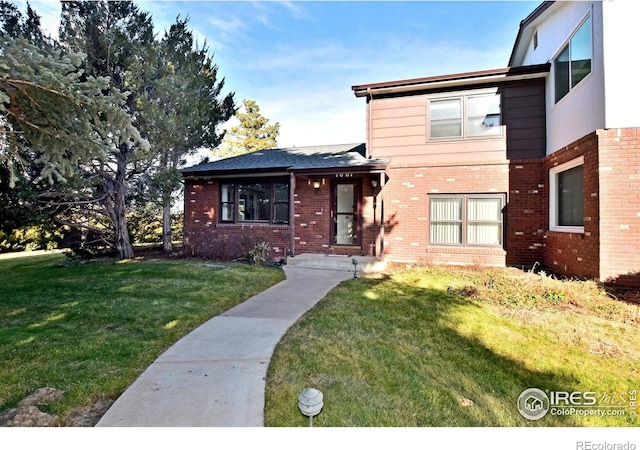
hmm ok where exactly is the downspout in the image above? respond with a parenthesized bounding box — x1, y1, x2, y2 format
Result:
(367, 88, 373, 159)
(379, 171, 385, 261)
(289, 171, 296, 257)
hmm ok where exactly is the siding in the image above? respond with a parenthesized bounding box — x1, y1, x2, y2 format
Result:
(367, 80, 546, 164)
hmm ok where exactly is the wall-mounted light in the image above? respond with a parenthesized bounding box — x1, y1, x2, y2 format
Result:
(313, 180, 321, 191)
(371, 179, 378, 189)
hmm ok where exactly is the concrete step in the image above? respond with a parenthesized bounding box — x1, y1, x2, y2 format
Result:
(286, 253, 386, 273)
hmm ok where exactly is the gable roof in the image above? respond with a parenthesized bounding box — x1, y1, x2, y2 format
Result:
(181, 143, 388, 177)
(508, 1, 556, 67)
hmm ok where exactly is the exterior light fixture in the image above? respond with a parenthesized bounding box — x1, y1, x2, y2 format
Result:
(371, 179, 378, 189)
(298, 387, 324, 427)
(312, 180, 321, 191)
(352, 257, 358, 279)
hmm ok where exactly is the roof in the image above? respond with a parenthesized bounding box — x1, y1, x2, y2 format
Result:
(181, 143, 389, 177)
(352, 64, 550, 98)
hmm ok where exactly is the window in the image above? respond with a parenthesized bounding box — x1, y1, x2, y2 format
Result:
(554, 15, 592, 103)
(429, 194, 504, 247)
(220, 180, 289, 224)
(428, 92, 501, 140)
(549, 157, 584, 232)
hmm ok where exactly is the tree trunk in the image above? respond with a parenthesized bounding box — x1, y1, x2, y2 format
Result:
(106, 148, 135, 259)
(162, 193, 172, 252)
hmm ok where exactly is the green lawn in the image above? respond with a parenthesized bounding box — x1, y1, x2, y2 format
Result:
(0, 252, 284, 424)
(265, 265, 640, 427)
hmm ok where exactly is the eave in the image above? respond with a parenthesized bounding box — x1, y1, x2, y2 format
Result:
(352, 64, 550, 98)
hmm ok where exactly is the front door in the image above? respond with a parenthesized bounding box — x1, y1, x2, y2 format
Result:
(331, 181, 361, 246)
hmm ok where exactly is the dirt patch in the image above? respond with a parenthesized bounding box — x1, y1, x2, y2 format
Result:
(0, 388, 113, 427)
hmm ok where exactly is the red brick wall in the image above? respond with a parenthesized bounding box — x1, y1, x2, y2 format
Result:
(596, 128, 640, 286)
(539, 128, 640, 285)
(505, 160, 546, 268)
(382, 161, 509, 265)
(183, 175, 380, 260)
(183, 179, 290, 260)
(293, 176, 379, 257)
(541, 132, 600, 279)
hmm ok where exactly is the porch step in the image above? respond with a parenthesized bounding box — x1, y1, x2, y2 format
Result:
(286, 253, 386, 273)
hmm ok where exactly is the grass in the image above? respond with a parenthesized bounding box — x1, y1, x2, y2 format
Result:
(0, 252, 284, 424)
(265, 265, 640, 427)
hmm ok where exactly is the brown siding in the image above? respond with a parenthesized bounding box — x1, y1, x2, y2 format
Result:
(367, 80, 546, 165)
(501, 79, 547, 160)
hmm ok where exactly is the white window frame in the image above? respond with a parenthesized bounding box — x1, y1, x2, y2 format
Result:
(549, 156, 584, 233)
(427, 89, 503, 142)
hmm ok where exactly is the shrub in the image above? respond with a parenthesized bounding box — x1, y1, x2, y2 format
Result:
(249, 241, 271, 266)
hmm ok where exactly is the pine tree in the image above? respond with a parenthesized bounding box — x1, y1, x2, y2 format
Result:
(215, 99, 280, 158)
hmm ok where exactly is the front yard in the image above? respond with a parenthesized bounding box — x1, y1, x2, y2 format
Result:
(1, 252, 638, 427)
(265, 265, 640, 426)
(0, 252, 284, 425)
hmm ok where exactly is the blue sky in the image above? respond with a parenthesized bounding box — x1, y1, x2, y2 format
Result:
(20, 1, 541, 149)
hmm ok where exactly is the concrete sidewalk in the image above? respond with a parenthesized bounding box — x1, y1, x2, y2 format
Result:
(96, 266, 353, 427)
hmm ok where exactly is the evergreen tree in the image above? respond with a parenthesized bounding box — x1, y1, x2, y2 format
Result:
(137, 17, 235, 251)
(56, 0, 155, 258)
(215, 99, 280, 158)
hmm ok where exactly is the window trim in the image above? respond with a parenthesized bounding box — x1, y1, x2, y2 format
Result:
(553, 14, 592, 104)
(220, 179, 290, 224)
(549, 156, 584, 233)
(429, 193, 505, 248)
(427, 90, 503, 142)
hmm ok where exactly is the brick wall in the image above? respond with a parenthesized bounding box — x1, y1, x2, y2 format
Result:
(183, 175, 380, 260)
(596, 128, 640, 286)
(183, 179, 290, 260)
(382, 161, 509, 265)
(541, 132, 600, 279)
(505, 159, 546, 268)
(538, 128, 640, 284)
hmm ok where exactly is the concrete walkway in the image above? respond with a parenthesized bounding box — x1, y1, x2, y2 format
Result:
(96, 266, 353, 427)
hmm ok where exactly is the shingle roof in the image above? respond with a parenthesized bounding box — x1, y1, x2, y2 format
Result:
(181, 143, 388, 176)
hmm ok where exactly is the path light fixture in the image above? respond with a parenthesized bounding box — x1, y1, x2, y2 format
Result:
(298, 387, 324, 427)
(352, 257, 358, 279)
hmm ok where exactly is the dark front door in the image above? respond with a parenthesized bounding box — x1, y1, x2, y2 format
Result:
(331, 181, 361, 246)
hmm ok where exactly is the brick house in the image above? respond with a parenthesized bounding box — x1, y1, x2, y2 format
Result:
(182, 1, 640, 284)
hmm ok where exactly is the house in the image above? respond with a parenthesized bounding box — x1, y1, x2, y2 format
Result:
(182, 1, 640, 285)
(181, 143, 388, 260)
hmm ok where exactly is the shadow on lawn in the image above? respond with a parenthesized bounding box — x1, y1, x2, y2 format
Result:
(267, 273, 595, 427)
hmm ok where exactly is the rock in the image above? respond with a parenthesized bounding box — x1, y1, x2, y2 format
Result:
(0, 405, 60, 427)
(65, 400, 114, 427)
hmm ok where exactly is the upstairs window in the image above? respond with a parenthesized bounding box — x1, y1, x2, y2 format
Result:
(555, 15, 592, 103)
(428, 92, 502, 141)
(220, 180, 289, 224)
